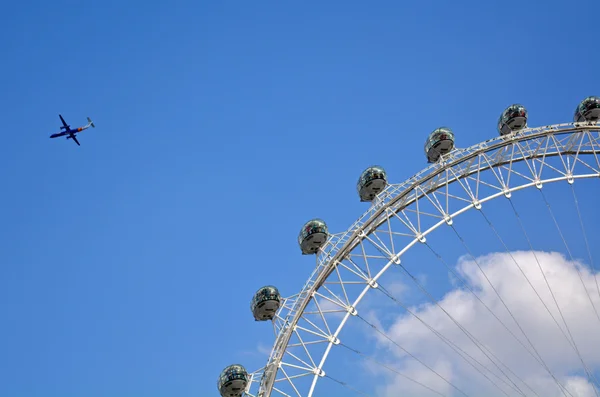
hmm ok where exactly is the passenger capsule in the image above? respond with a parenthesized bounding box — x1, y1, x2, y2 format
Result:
(251, 285, 281, 321)
(425, 127, 455, 163)
(574, 96, 600, 122)
(497, 104, 528, 136)
(218, 364, 249, 397)
(298, 219, 328, 255)
(357, 166, 388, 202)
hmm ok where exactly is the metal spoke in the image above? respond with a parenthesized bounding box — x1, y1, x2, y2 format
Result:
(233, 122, 600, 397)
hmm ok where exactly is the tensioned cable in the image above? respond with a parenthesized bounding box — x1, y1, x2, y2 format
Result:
(507, 199, 584, 348)
(508, 197, 600, 396)
(448, 220, 574, 395)
(394, 262, 529, 396)
(375, 283, 516, 397)
(539, 189, 600, 323)
(424, 240, 541, 397)
(338, 342, 449, 397)
(477, 209, 573, 397)
(353, 313, 470, 397)
(338, 262, 516, 395)
(323, 374, 371, 397)
(569, 183, 600, 302)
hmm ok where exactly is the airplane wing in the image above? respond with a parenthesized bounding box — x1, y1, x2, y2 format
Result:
(72, 135, 80, 146)
(59, 114, 70, 129)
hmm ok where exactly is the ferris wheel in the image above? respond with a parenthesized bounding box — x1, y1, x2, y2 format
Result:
(217, 96, 600, 397)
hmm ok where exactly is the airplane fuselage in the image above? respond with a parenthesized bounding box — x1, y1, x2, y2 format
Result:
(50, 114, 95, 146)
(50, 127, 84, 139)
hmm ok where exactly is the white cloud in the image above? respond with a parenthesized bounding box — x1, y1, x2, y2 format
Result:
(256, 342, 273, 356)
(368, 251, 600, 397)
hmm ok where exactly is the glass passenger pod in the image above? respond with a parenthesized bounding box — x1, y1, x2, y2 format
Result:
(425, 127, 455, 163)
(357, 165, 388, 202)
(497, 104, 528, 136)
(218, 364, 249, 397)
(251, 285, 281, 321)
(574, 96, 600, 122)
(298, 218, 328, 255)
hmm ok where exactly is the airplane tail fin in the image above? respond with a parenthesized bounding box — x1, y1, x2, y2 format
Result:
(87, 117, 95, 128)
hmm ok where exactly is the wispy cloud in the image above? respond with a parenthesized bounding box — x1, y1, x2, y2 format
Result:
(364, 250, 600, 397)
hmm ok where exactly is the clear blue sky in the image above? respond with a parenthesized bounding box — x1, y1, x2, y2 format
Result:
(1, 0, 599, 396)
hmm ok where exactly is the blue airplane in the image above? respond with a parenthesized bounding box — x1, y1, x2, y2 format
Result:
(50, 114, 95, 146)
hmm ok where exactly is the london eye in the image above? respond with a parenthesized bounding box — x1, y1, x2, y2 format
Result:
(218, 96, 600, 397)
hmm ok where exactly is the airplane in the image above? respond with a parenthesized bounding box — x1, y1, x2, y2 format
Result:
(50, 114, 95, 146)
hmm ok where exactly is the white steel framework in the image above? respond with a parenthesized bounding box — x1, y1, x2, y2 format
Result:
(244, 121, 600, 397)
